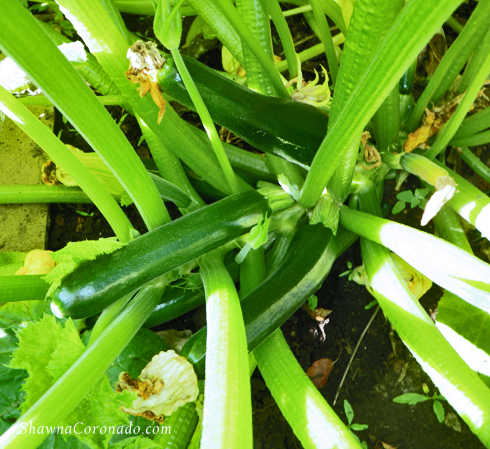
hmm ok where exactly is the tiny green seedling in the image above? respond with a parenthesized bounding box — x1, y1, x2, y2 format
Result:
(344, 400, 369, 449)
(392, 187, 431, 214)
(339, 261, 355, 280)
(393, 383, 446, 423)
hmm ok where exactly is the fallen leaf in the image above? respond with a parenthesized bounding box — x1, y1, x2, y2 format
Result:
(306, 358, 335, 388)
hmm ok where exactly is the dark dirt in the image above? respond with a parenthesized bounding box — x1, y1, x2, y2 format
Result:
(43, 2, 489, 448)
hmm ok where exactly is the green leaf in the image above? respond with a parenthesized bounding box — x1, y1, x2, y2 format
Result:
(0, 330, 27, 434)
(415, 187, 431, 199)
(109, 436, 163, 449)
(8, 315, 134, 449)
(350, 423, 368, 431)
(344, 399, 354, 425)
(107, 328, 169, 385)
(396, 191, 414, 202)
(37, 432, 91, 449)
(410, 197, 421, 209)
(44, 238, 126, 298)
(433, 400, 445, 423)
(308, 295, 318, 310)
(392, 201, 406, 215)
(392, 393, 430, 405)
(0, 300, 48, 332)
(9, 315, 65, 412)
(364, 299, 378, 310)
(0, 252, 26, 275)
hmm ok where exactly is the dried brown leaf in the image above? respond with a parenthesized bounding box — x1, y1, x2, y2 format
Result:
(306, 358, 335, 388)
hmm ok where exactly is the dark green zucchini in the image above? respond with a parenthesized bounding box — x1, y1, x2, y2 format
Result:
(181, 223, 338, 377)
(51, 191, 270, 319)
(143, 250, 240, 328)
(156, 53, 329, 169)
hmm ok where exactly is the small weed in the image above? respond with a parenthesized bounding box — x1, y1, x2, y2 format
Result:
(393, 383, 446, 423)
(392, 187, 431, 214)
(344, 400, 369, 448)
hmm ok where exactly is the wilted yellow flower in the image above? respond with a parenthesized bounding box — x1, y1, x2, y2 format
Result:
(15, 250, 56, 275)
(116, 350, 198, 423)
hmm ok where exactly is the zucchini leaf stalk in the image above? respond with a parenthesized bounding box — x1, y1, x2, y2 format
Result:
(298, 0, 464, 209)
(0, 0, 170, 231)
(255, 330, 363, 449)
(154, 0, 241, 194)
(57, 0, 247, 196)
(0, 85, 133, 243)
(357, 187, 490, 447)
(199, 251, 253, 449)
(339, 199, 490, 314)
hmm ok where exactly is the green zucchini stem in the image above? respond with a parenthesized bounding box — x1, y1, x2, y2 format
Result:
(0, 185, 102, 204)
(0, 84, 132, 242)
(170, 49, 241, 194)
(0, 276, 49, 303)
(433, 205, 474, 255)
(200, 251, 253, 449)
(212, 0, 290, 98)
(274, 34, 345, 74)
(255, 330, 363, 449)
(19, 94, 127, 107)
(339, 196, 490, 314)
(2, 0, 171, 232)
(263, 0, 299, 80)
(236, 0, 275, 96)
(87, 293, 133, 346)
(358, 186, 490, 446)
(309, 0, 338, 85)
(455, 147, 490, 185)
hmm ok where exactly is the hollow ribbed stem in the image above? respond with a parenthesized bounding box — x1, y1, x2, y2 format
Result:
(200, 251, 252, 449)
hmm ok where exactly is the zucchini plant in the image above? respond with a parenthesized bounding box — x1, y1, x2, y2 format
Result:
(1, 0, 490, 448)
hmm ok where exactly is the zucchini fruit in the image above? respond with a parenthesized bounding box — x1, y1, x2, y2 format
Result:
(181, 223, 338, 377)
(50, 191, 270, 319)
(143, 250, 240, 328)
(156, 53, 329, 169)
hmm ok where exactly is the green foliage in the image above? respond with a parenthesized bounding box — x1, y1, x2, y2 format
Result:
(392, 187, 431, 214)
(343, 400, 369, 448)
(8, 316, 134, 448)
(393, 384, 447, 423)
